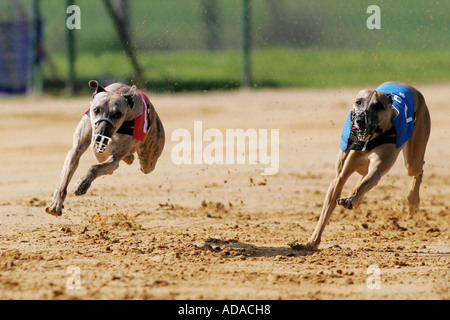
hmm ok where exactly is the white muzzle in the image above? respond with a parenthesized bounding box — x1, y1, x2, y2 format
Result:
(91, 117, 116, 153)
(91, 134, 112, 153)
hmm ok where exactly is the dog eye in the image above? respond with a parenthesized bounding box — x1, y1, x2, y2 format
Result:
(112, 111, 123, 119)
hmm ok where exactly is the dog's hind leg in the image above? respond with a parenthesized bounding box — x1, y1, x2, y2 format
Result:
(403, 95, 431, 215)
(137, 116, 165, 174)
(46, 116, 91, 216)
(406, 172, 423, 215)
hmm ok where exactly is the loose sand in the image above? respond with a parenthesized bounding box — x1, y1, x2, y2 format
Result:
(0, 85, 448, 299)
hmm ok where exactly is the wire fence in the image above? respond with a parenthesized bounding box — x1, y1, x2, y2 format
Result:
(1, 0, 449, 94)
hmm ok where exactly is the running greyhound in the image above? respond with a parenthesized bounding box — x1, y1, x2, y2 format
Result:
(301, 81, 430, 250)
(46, 81, 165, 216)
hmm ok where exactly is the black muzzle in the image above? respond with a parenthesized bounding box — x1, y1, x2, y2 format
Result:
(351, 110, 380, 141)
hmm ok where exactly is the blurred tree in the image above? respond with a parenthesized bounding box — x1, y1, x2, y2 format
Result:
(200, 0, 222, 51)
(113, 0, 129, 31)
(103, 0, 145, 86)
(265, 0, 321, 47)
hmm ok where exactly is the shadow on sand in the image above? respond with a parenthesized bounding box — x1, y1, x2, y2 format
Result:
(197, 238, 317, 258)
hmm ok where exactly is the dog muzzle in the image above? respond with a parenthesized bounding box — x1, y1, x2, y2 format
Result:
(91, 118, 116, 153)
(91, 134, 112, 153)
(351, 110, 380, 142)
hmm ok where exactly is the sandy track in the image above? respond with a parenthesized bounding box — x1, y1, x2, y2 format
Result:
(0, 85, 448, 299)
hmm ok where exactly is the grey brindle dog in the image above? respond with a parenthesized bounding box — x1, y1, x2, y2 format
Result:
(46, 81, 165, 216)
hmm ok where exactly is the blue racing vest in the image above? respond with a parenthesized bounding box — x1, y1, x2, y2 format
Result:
(340, 83, 415, 151)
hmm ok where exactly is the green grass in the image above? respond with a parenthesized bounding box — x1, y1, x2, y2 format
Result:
(33, 0, 450, 52)
(20, 0, 450, 92)
(47, 48, 450, 92)
(253, 48, 450, 87)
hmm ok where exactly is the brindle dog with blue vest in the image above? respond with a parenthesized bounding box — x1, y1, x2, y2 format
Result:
(46, 81, 165, 216)
(301, 81, 430, 250)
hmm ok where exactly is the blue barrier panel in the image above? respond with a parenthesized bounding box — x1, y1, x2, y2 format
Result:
(0, 20, 32, 94)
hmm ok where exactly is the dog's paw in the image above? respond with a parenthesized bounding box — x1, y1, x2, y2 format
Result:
(338, 197, 354, 210)
(122, 154, 135, 165)
(45, 203, 63, 217)
(288, 241, 319, 252)
(73, 178, 92, 196)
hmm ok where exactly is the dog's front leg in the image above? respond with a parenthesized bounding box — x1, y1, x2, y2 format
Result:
(303, 150, 359, 250)
(46, 116, 91, 216)
(73, 135, 134, 196)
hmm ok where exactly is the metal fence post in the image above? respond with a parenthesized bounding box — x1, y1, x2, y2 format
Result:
(67, 0, 76, 95)
(242, 0, 252, 88)
(32, 0, 43, 93)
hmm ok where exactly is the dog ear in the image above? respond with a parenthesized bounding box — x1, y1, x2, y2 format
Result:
(122, 85, 137, 108)
(89, 80, 107, 96)
(386, 92, 393, 105)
